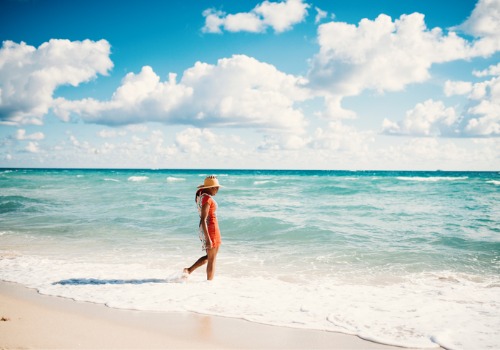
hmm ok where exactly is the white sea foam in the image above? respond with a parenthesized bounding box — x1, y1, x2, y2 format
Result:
(104, 178, 120, 182)
(343, 177, 360, 181)
(166, 177, 186, 183)
(486, 180, 500, 186)
(127, 176, 149, 182)
(397, 176, 468, 182)
(0, 254, 498, 350)
(253, 180, 273, 185)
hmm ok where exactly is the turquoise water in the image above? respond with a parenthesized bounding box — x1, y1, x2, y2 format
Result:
(1, 169, 499, 349)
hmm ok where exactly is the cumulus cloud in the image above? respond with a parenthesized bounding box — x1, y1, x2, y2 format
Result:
(309, 13, 471, 97)
(54, 66, 192, 124)
(25, 141, 40, 153)
(15, 129, 45, 141)
(445, 79, 487, 100)
(54, 55, 310, 132)
(202, 0, 309, 34)
(384, 62, 500, 138)
(450, 62, 499, 137)
(382, 100, 458, 137)
(455, 0, 500, 56)
(175, 128, 216, 153)
(444, 81, 473, 96)
(308, 0, 500, 119)
(463, 87, 500, 136)
(473, 62, 500, 77)
(0, 39, 113, 125)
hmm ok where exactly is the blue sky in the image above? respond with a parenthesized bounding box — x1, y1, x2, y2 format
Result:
(0, 0, 499, 170)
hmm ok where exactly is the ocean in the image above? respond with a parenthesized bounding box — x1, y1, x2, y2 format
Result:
(0, 168, 498, 349)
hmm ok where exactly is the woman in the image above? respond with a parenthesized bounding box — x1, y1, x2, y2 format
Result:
(183, 175, 222, 280)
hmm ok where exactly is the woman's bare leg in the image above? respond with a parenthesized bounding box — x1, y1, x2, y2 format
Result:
(184, 254, 207, 275)
(206, 247, 219, 280)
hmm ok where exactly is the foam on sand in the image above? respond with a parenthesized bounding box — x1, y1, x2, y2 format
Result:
(1, 254, 498, 350)
(0, 280, 400, 350)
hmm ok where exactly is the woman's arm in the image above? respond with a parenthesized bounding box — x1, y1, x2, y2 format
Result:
(200, 202, 212, 249)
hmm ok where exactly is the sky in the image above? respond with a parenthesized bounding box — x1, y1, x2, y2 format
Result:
(0, 0, 499, 170)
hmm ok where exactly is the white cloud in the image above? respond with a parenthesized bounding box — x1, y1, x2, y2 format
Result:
(202, 10, 226, 34)
(473, 62, 500, 77)
(223, 11, 264, 33)
(309, 13, 471, 98)
(315, 7, 328, 24)
(55, 130, 177, 167)
(382, 99, 458, 137)
(379, 138, 471, 168)
(465, 94, 500, 136)
(384, 66, 500, 137)
(25, 141, 40, 153)
(446, 63, 500, 137)
(175, 128, 216, 153)
(53, 66, 193, 124)
(258, 119, 372, 158)
(0, 39, 113, 125)
(258, 133, 311, 150)
(15, 129, 45, 141)
(444, 80, 473, 96)
(98, 129, 127, 138)
(321, 95, 356, 120)
(308, 2, 500, 119)
(126, 124, 149, 133)
(311, 121, 374, 154)
(202, 0, 309, 34)
(455, 0, 500, 56)
(54, 55, 310, 132)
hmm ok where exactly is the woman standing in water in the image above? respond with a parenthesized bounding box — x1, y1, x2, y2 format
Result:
(184, 176, 222, 280)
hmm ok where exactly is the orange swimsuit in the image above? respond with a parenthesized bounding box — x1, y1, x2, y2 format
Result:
(197, 194, 221, 250)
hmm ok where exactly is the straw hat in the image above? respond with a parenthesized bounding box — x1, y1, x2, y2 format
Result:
(197, 175, 223, 189)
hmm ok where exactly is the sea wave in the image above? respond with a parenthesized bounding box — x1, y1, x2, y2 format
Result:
(253, 180, 274, 185)
(127, 176, 149, 182)
(104, 178, 120, 182)
(486, 180, 500, 186)
(166, 177, 186, 183)
(397, 176, 468, 182)
(0, 195, 45, 214)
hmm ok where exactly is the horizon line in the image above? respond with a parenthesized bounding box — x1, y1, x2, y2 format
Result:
(1, 167, 498, 173)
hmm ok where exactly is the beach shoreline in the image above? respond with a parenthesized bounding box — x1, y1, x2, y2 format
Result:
(0, 280, 414, 349)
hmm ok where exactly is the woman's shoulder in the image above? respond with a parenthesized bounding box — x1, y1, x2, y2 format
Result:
(200, 193, 213, 205)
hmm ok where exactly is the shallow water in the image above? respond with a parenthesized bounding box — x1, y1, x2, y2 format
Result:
(1, 169, 499, 349)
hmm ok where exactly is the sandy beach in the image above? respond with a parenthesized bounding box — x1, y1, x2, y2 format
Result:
(0, 281, 410, 350)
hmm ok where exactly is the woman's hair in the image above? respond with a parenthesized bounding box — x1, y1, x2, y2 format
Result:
(195, 186, 219, 203)
(195, 189, 203, 202)
(195, 188, 212, 202)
